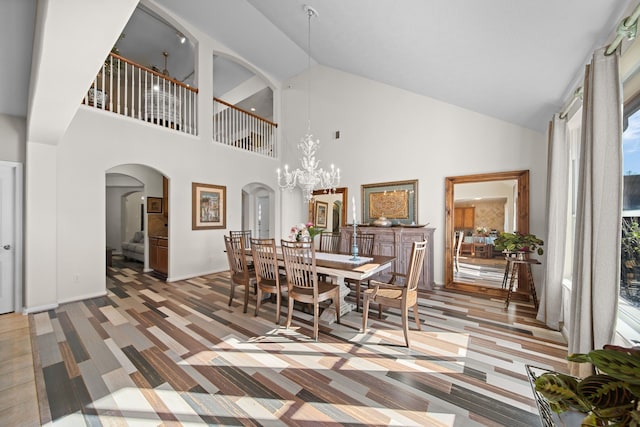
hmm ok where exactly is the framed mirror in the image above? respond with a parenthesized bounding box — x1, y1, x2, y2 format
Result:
(444, 170, 530, 298)
(308, 187, 348, 232)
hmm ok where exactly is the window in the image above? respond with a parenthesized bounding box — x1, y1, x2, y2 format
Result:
(619, 105, 640, 344)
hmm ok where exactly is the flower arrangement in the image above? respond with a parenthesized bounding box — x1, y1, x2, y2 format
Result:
(289, 222, 323, 242)
(476, 226, 488, 235)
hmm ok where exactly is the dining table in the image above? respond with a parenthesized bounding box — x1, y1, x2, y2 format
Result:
(244, 248, 395, 324)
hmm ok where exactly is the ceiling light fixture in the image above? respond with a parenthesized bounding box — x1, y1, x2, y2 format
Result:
(277, 5, 340, 203)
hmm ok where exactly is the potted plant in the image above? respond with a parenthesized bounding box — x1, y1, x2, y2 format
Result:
(494, 231, 544, 256)
(533, 345, 640, 426)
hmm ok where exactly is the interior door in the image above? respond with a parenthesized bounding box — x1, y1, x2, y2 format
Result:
(0, 165, 15, 313)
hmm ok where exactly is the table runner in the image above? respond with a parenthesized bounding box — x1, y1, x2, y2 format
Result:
(315, 252, 373, 264)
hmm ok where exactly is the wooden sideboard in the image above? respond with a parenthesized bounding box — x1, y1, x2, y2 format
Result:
(339, 226, 435, 290)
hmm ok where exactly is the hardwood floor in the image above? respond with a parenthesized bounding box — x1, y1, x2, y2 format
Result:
(0, 313, 41, 426)
(5, 257, 569, 426)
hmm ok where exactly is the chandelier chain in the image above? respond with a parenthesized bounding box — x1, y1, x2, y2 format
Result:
(277, 5, 340, 203)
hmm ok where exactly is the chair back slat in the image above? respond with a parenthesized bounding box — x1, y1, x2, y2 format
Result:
(350, 232, 375, 256)
(319, 232, 341, 253)
(405, 240, 427, 292)
(281, 240, 317, 291)
(250, 238, 279, 281)
(230, 230, 252, 249)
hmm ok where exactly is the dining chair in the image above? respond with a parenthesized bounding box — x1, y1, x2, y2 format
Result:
(317, 231, 341, 283)
(319, 232, 341, 253)
(224, 235, 256, 313)
(346, 232, 375, 311)
(361, 240, 427, 347)
(281, 239, 340, 341)
(250, 238, 286, 324)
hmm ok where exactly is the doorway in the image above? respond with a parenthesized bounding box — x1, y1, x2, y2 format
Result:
(241, 183, 275, 239)
(0, 162, 22, 314)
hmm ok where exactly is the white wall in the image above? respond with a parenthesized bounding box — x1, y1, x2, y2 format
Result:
(105, 187, 142, 252)
(280, 65, 547, 284)
(0, 114, 26, 163)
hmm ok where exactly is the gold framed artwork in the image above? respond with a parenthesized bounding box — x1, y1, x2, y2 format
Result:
(147, 197, 163, 214)
(361, 179, 418, 225)
(192, 182, 226, 230)
(315, 201, 328, 227)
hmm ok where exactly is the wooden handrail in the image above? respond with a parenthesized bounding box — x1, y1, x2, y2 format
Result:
(213, 97, 278, 127)
(107, 52, 199, 94)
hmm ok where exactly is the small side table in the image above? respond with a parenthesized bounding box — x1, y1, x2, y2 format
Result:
(504, 257, 541, 309)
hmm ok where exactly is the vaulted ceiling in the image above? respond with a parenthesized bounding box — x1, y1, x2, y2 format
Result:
(3, 0, 636, 133)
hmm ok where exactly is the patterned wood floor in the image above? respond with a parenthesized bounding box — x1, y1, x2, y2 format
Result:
(26, 257, 569, 426)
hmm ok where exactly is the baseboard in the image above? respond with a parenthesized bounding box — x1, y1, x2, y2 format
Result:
(167, 268, 227, 282)
(58, 290, 108, 306)
(23, 303, 59, 314)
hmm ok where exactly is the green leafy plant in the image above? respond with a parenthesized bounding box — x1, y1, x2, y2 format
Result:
(493, 231, 544, 255)
(535, 346, 640, 426)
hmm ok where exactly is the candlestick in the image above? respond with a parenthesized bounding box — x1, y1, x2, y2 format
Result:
(351, 222, 359, 261)
(352, 196, 356, 224)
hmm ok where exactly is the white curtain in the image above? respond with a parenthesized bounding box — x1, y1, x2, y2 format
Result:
(569, 47, 622, 356)
(537, 114, 569, 330)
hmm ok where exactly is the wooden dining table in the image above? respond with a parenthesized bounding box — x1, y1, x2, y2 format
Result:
(244, 248, 395, 324)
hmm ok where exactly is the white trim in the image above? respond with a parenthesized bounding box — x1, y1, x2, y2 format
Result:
(167, 268, 227, 282)
(57, 290, 108, 306)
(0, 161, 23, 314)
(23, 303, 58, 314)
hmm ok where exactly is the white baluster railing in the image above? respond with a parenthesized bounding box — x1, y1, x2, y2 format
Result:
(84, 52, 198, 135)
(212, 98, 277, 158)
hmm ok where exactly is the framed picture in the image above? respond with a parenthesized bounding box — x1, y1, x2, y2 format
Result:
(192, 182, 226, 230)
(147, 197, 163, 214)
(361, 179, 418, 225)
(315, 201, 328, 228)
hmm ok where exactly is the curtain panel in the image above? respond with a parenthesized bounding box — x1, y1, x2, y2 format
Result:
(568, 47, 622, 356)
(537, 114, 569, 330)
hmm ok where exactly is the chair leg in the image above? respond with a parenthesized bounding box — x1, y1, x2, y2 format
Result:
(334, 291, 340, 325)
(313, 301, 319, 341)
(361, 295, 370, 332)
(355, 280, 361, 312)
(378, 303, 382, 319)
(243, 282, 249, 313)
(413, 304, 421, 331)
(274, 290, 281, 325)
(401, 309, 410, 347)
(255, 287, 262, 317)
(228, 279, 235, 306)
(286, 297, 293, 329)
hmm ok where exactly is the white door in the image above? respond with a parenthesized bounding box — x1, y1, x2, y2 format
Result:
(257, 196, 269, 238)
(0, 165, 15, 313)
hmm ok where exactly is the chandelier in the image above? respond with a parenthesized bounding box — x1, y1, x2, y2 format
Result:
(277, 5, 340, 203)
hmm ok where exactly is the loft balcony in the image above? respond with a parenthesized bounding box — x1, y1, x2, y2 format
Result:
(84, 52, 278, 158)
(84, 52, 198, 134)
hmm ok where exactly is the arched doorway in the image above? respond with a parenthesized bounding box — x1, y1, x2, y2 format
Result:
(241, 183, 275, 239)
(106, 164, 168, 276)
